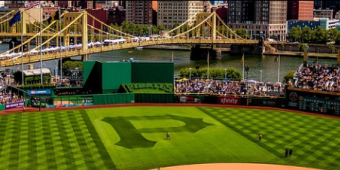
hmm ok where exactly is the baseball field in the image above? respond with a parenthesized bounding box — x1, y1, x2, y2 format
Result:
(0, 105, 339, 170)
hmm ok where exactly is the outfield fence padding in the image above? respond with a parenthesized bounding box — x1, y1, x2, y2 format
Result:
(0, 104, 5, 111)
(93, 94, 134, 105)
(135, 94, 176, 103)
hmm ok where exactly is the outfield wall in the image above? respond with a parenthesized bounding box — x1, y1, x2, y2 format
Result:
(83, 61, 174, 94)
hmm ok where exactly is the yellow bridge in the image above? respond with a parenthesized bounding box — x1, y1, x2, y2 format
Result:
(0, 10, 259, 67)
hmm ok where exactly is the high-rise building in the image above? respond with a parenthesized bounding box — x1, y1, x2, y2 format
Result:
(287, 1, 314, 20)
(228, 1, 287, 41)
(318, 1, 340, 18)
(126, 1, 157, 25)
(157, 1, 205, 29)
(4, 1, 25, 8)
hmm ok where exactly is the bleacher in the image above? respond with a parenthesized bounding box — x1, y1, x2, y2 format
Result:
(121, 83, 174, 93)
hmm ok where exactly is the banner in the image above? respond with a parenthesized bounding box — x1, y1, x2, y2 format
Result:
(179, 96, 200, 103)
(218, 97, 241, 105)
(27, 90, 51, 95)
(5, 101, 25, 110)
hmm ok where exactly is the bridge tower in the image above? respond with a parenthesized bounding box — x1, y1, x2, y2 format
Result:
(63, 12, 88, 61)
(190, 12, 220, 60)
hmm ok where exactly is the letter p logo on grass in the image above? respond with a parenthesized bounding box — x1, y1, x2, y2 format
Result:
(102, 115, 213, 149)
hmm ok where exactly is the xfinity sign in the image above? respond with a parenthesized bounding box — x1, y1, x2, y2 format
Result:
(218, 97, 241, 105)
(27, 90, 51, 95)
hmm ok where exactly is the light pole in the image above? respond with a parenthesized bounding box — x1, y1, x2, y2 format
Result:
(189, 67, 192, 80)
(260, 70, 262, 82)
(225, 68, 227, 78)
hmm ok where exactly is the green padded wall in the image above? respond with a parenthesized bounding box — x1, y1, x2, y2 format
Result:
(101, 62, 131, 93)
(83, 61, 96, 83)
(83, 61, 102, 93)
(131, 62, 174, 83)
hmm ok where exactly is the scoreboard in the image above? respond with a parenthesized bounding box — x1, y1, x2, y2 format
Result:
(286, 87, 340, 116)
(298, 97, 340, 115)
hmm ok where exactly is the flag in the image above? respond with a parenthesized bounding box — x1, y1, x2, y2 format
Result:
(9, 12, 21, 27)
(241, 54, 244, 63)
(171, 51, 174, 62)
(313, 58, 317, 64)
(303, 50, 308, 61)
(47, 10, 60, 24)
(207, 52, 210, 63)
(25, 1, 40, 11)
(274, 57, 279, 62)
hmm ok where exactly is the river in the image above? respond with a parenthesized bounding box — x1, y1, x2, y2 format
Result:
(0, 43, 337, 82)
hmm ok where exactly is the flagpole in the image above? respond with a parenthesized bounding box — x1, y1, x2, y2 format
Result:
(278, 55, 280, 83)
(171, 51, 173, 62)
(39, 3, 43, 84)
(59, 7, 62, 84)
(21, 10, 24, 85)
(242, 53, 244, 81)
(207, 51, 210, 79)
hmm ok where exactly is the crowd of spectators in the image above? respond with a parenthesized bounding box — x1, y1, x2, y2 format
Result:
(0, 91, 25, 104)
(294, 63, 340, 92)
(174, 78, 285, 97)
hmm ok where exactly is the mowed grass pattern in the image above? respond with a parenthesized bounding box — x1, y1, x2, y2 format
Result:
(0, 106, 340, 170)
(199, 107, 340, 170)
(0, 110, 115, 170)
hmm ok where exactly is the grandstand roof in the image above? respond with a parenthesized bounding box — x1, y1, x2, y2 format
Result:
(22, 68, 51, 76)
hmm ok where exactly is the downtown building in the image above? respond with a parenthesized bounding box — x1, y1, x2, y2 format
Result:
(125, 1, 157, 25)
(287, 1, 314, 21)
(228, 1, 287, 41)
(157, 1, 207, 29)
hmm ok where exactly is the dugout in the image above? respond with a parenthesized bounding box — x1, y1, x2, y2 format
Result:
(83, 61, 174, 94)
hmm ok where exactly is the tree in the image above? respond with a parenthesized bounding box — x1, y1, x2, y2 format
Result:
(328, 28, 338, 42)
(234, 28, 249, 39)
(302, 26, 312, 43)
(62, 61, 83, 76)
(329, 44, 336, 54)
(312, 26, 327, 44)
(179, 67, 241, 80)
(283, 70, 296, 83)
(173, 22, 180, 29)
(136, 24, 143, 36)
(288, 26, 302, 42)
(152, 25, 159, 35)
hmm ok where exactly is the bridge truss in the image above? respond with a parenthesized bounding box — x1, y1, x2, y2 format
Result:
(0, 10, 259, 67)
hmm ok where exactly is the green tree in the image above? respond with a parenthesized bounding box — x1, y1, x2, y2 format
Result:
(335, 32, 340, 45)
(329, 44, 336, 54)
(136, 24, 143, 36)
(328, 28, 338, 42)
(283, 70, 296, 83)
(288, 26, 302, 42)
(234, 28, 249, 39)
(62, 61, 83, 76)
(173, 22, 180, 29)
(152, 25, 159, 35)
(179, 67, 241, 80)
(302, 26, 312, 43)
(312, 26, 327, 43)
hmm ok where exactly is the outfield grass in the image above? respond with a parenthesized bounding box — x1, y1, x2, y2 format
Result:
(0, 106, 339, 170)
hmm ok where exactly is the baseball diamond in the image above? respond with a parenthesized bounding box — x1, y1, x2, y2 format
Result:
(0, 105, 338, 170)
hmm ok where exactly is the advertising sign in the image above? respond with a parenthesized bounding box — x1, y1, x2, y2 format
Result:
(179, 96, 200, 103)
(5, 101, 25, 110)
(27, 90, 51, 95)
(218, 97, 241, 105)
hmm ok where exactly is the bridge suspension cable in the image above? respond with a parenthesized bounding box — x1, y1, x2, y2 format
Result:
(8, 13, 85, 62)
(172, 12, 214, 38)
(215, 14, 244, 40)
(167, 13, 198, 35)
(1, 20, 58, 55)
(86, 12, 135, 38)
